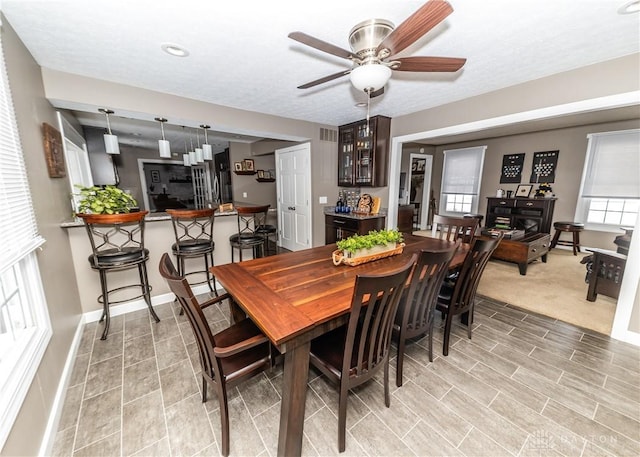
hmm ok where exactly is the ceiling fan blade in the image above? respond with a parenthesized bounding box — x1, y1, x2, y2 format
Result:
(297, 69, 352, 89)
(394, 56, 466, 72)
(288, 32, 357, 60)
(377, 0, 453, 57)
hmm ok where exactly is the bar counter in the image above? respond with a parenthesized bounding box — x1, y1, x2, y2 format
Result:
(61, 208, 275, 319)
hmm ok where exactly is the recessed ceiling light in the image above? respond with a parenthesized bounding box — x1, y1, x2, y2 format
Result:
(355, 102, 367, 108)
(618, 0, 640, 14)
(161, 43, 189, 57)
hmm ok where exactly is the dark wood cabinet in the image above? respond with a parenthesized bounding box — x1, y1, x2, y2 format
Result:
(325, 214, 385, 245)
(338, 115, 391, 187)
(485, 197, 556, 234)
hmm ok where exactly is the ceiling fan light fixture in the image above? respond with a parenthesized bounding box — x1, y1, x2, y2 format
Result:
(350, 64, 392, 92)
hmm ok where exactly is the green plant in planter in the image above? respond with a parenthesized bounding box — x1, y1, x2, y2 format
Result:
(336, 229, 404, 254)
(75, 185, 138, 215)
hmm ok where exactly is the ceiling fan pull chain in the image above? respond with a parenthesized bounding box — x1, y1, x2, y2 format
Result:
(366, 89, 371, 136)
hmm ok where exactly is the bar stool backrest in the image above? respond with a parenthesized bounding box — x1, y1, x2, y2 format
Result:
(166, 208, 215, 253)
(236, 205, 269, 238)
(77, 211, 148, 266)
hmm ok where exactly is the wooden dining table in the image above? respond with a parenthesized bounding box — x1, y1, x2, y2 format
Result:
(210, 233, 467, 456)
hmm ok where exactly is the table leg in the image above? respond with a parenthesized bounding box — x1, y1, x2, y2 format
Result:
(277, 340, 310, 457)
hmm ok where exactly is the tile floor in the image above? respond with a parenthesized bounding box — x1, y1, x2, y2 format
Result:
(51, 294, 640, 457)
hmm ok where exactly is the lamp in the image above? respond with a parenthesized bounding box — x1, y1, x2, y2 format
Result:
(349, 64, 392, 92)
(182, 126, 190, 166)
(98, 108, 120, 155)
(195, 129, 204, 163)
(188, 131, 197, 165)
(155, 117, 171, 158)
(200, 124, 213, 160)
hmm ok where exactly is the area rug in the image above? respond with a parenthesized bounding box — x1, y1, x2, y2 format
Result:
(476, 248, 617, 335)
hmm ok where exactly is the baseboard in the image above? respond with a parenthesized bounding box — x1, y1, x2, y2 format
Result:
(38, 315, 85, 456)
(83, 282, 217, 323)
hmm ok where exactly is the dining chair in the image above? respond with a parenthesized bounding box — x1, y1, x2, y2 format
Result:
(436, 234, 503, 356)
(393, 242, 459, 387)
(77, 211, 160, 340)
(309, 254, 416, 452)
(229, 205, 270, 262)
(431, 214, 479, 244)
(159, 253, 272, 457)
(166, 208, 217, 295)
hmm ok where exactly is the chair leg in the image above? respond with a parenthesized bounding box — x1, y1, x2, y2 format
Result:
(428, 319, 434, 363)
(384, 358, 390, 407)
(443, 312, 453, 356)
(99, 269, 110, 340)
(550, 229, 561, 249)
(396, 332, 406, 387)
(219, 388, 230, 457)
(573, 231, 581, 255)
(338, 383, 348, 452)
(202, 376, 207, 402)
(140, 263, 160, 323)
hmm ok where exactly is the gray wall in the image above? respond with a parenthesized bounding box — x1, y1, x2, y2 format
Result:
(1, 16, 83, 456)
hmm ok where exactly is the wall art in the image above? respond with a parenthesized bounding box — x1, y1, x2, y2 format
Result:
(530, 150, 559, 183)
(500, 153, 525, 184)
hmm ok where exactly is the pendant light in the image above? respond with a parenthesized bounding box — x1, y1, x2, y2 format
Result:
(188, 130, 197, 165)
(195, 129, 204, 163)
(182, 126, 190, 166)
(155, 117, 171, 158)
(200, 124, 213, 160)
(98, 108, 120, 154)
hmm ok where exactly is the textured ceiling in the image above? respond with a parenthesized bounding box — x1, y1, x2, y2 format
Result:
(2, 0, 639, 142)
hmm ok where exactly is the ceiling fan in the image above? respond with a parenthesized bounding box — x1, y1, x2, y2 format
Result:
(289, 0, 466, 97)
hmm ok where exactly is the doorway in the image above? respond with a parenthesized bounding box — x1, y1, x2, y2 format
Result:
(407, 154, 433, 230)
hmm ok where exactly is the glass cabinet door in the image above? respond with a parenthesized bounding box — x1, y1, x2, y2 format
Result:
(338, 126, 355, 186)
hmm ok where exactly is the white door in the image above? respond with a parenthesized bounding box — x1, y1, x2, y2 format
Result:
(276, 143, 311, 251)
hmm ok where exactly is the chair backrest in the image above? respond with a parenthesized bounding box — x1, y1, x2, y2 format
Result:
(400, 243, 459, 333)
(158, 253, 222, 382)
(448, 235, 503, 314)
(431, 214, 479, 244)
(166, 208, 215, 252)
(78, 211, 148, 261)
(235, 205, 270, 237)
(343, 254, 417, 381)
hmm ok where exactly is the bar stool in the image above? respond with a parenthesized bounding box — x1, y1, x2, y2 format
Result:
(551, 221, 585, 255)
(255, 209, 277, 255)
(166, 208, 217, 294)
(229, 205, 269, 262)
(77, 211, 160, 340)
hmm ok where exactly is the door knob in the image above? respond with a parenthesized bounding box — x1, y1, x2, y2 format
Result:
(288, 206, 296, 211)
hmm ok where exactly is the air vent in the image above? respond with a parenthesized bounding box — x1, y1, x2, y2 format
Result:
(320, 128, 338, 143)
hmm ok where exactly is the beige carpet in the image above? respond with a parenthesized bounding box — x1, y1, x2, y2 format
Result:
(477, 248, 617, 335)
(413, 231, 617, 335)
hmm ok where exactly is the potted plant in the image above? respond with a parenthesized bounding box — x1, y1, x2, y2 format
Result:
(334, 229, 404, 265)
(75, 185, 139, 215)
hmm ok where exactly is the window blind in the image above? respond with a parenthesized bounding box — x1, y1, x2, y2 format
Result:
(581, 130, 640, 199)
(0, 32, 44, 274)
(441, 146, 486, 195)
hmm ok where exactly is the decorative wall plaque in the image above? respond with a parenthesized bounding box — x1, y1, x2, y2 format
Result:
(500, 153, 525, 184)
(42, 122, 66, 178)
(530, 150, 559, 183)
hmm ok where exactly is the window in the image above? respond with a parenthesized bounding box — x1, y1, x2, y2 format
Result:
(0, 27, 50, 449)
(441, 146, 486, 215)
(576, 129, 640, 230)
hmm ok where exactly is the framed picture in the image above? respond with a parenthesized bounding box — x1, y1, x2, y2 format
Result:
(42, 122, 66, 178)
(244, 159, 255, 171)
(515, 184, 533, 198)
(234, 162, 243, 171)
(257, 170, 265, 178)
(150, 170, 160, 183)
